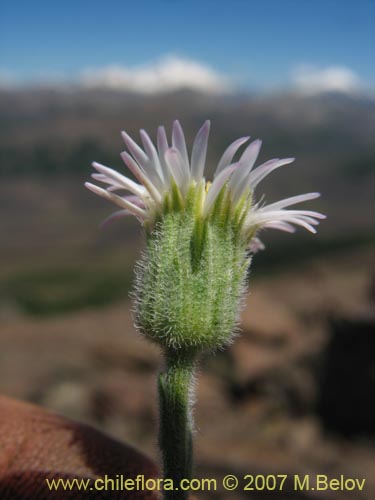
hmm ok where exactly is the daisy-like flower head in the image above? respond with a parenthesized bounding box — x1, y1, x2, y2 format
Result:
(86, 121, 325, 352)
(85, 120, 325, 250)
(85, 121, 326, 484)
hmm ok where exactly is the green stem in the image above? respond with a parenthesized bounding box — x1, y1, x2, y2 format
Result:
(158, 350, 196, 500)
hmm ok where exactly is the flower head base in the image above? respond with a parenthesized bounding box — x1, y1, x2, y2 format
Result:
(85, 120, 325, 352)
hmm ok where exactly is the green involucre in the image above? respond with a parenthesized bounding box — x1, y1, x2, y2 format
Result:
(133, 187, 251, 353)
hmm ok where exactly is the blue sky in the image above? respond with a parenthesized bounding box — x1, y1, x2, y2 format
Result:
(0, 0, 374, 90)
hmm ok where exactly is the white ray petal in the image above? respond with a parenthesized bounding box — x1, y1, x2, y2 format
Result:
(267, 209, 326, 222)
(263, 221, 296, 233)
(285, 209, 326, 219)
(291, 215, 320, 225)
(156, 126, 170, 180)
(230, 139, 263, 200)
(253, 214, 320, 227)
(259, 192, 321, 212)
(249, 237, 266, 253)
(203, 163, 239, 216)
(91, 173, 122, 189)
(100, 209, 132, 228)
(157, 125, 169, 152)
(85, 182, 146, 218)
(284, 218, 317, 233)
(248, 210, 323, 225)
(140, 129, 165, 182)
(264, 214, 319, 233)
(191, 120, 210, 182)
(122, 195, 146, 207)
(164, 147, 189, 188)
(92, 162, 146, 198)
(239, 139, 262, 171)
(120, 151, 162, 202)
(122, 131, 163, 189)
(172, 120, 189, 169)
(121, 131, 149, 166)
(214, 136, 250, 177)
(248, 158, 295, 190)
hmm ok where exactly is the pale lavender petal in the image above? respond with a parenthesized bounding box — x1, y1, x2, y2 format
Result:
(248, 237, 266, 253)
(289, 215, 320, 225)
(91, 173, 107, 181)
(91, 173, 137, 194)
(157, 126, 169, 157)
(248, 210, 323, 226)
(105, 191, 147, 203)
(164, 147, 189, 188)
(91, 173, 122, 189)
(156, 126, 170, 180)
(140, 129, 165, 181)
(285, 218, 317, 233)
(239, 139, 262, 171)
(120, 151, 162, 202)
(203, 163, 239, 215)
(266, 214, 319, 233)
(172, 120, 189, 169)
(230, 139, 263, 199)
(248, 158, 295, 190)
(214, 136, 250, 177)
(259, 192, 321, 212)
(255, 213, 320, 226)
(92, 162, 146, 198)
(263, 221, 296, 233)
(285, 209, 326, 219)
(85, 182, 146, 218)
(121, 195, 145, 207)
(100, 209, 132, 229)
(191, 120, 210, 182)
(121, 131, 149, 166)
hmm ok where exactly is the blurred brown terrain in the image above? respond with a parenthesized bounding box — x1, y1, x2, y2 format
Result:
(0, 88, 374, 499)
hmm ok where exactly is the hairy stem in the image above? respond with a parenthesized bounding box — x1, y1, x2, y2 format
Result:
(158, 350, 196, 500)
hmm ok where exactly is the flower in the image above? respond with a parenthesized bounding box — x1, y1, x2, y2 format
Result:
(85, 121, 326, 488)
(85, 120, 325, 249)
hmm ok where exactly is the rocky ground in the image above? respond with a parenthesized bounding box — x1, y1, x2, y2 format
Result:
(0, 246, 374, 499)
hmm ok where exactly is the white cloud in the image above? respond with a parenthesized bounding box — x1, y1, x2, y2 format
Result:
(292, 65, 361, 94)
(79, 56, 231, 94)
